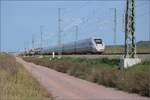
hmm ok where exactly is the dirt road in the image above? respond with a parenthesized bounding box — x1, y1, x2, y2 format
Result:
(16, 57, 149, 100)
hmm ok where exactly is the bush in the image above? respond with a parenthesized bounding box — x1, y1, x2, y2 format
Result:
(118, 62, 150, 97)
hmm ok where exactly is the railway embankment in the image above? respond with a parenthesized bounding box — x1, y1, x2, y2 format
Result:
(23, 56, 150, 97)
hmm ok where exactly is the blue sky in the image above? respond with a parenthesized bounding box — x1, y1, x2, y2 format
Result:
(0, 0, 150, 52)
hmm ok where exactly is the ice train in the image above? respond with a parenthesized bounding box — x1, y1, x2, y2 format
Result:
(40, 37, 105, 55)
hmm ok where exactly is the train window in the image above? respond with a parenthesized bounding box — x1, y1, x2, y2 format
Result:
(94, 39, 102, 44)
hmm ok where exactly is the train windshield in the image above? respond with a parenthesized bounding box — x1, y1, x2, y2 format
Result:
(94, 39, 102, 44)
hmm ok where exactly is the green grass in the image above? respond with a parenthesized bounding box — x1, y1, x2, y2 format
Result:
(0, 53, 53, 100)
(22, 56, 150, 97)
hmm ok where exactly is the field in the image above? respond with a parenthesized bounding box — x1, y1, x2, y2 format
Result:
(105, 46, 150, 54)
(0, 53, 53, 100)
(23, 56, 150, 97)
(105, 41, 150, 54)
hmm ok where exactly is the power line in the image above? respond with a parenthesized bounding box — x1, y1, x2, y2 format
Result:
(0, 0, 118, 1)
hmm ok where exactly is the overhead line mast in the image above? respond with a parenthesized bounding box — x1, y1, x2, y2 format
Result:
(149, 0, 150, 41)
(40, 25, 44, 49)
(58, 8, 62, 57)
(124, 0, 136, 58)
(32, 34, 35, 49)
(120, 0, 141, 68)
(0, 0, 1, 53)
(75, 25, 78, 53)
(113, 8, 117, 45)
(0, 22, 2, 53)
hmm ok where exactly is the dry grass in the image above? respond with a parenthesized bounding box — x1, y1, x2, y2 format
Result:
(0, 53, 53, 100)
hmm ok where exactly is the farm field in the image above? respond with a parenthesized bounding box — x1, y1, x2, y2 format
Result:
(0, 53, 53, 100)
(105, 41, 150, 54)
(23, 56, 150, 97)
(105, 46, 150, 54)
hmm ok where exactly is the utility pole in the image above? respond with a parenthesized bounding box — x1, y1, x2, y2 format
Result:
(75, 25, 78, 53)
(149, 0, 150, 41)
(124, 0, 136, 58)
(122, 12, 125, 32)
(32, 34, 35, 49)
(120, 0, 141, 68)
(58, 8, 62, 57)
(110, 8, 117, 45)
(40, 25, 43, 49)
(0, 24, 1, 53)
(113, 8, 117, 45)
(0, 0, 1, 53)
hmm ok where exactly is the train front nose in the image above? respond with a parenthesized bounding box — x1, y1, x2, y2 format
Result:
(96, 44, 105, 52)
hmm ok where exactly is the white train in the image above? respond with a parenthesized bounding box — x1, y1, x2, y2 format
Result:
(40, 37, 105, 55)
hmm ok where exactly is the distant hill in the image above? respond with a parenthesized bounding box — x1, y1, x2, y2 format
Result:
(136, 41, 150, 47)
(105, 41, 150, 54)
(106, 41, 150, 48)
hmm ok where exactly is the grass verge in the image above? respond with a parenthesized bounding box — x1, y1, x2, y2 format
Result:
(23, 56, 150, 97)
(0, 53, 53, 100)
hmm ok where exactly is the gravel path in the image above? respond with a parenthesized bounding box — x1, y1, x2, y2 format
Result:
(16, 57, 149, 100)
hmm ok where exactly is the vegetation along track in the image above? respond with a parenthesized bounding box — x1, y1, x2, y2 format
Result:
(22, 56, 150, 97)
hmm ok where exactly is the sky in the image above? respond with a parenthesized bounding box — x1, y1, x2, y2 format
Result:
(0, 0, 150, 52)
